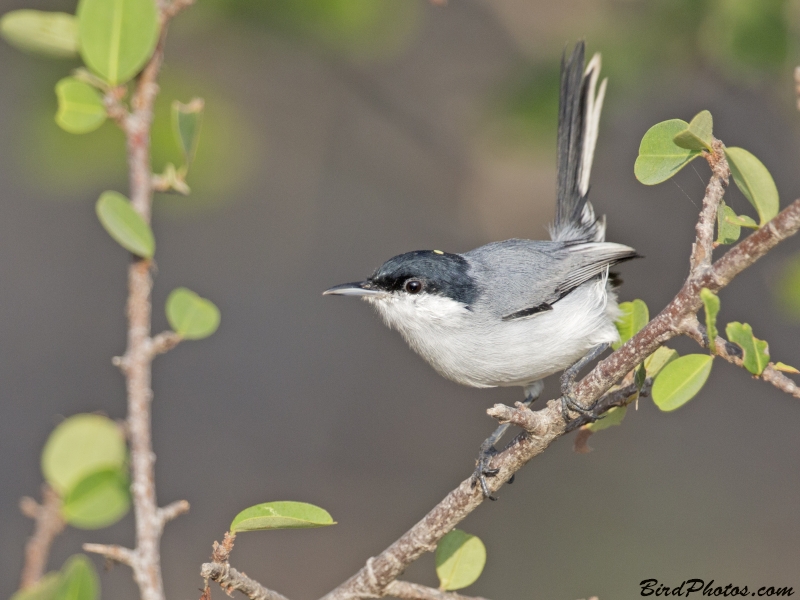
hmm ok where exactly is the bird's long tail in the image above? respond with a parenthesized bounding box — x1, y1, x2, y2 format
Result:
(549, 42, 608, 244)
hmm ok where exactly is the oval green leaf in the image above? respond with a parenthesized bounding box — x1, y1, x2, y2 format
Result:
(55, 78, 107, 134)
(166, 287, 220, 340)
(55, 555, 99, 600)
(651, 354, 714, 412)
(644, 346, 679, 379)
(41, 414, 127, 496)
(613, 299, 649, 350)
(172, 98, 204, 166)
(634, 119, 701, 185)
(672, 110, 713, 152)
(1, 10, 78, 58)
(230, 501, 336, 532)
(716, 202, 741, 245)
(62, 468, 130, 529)
(76, 0, 159, 86)
(10, 572, 62, 600)
(435, 529, 487, 591)
(586, 405, 627, 433)
(96, 191, 155, 258)
(700, 288, 720, 354)
(724, 147, 779, 225)
(725, 322, 770, 376)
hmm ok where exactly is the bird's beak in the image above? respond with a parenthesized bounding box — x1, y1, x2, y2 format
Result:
(322, 281, 386, 297)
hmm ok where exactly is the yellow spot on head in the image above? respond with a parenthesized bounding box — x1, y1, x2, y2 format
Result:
(433, 250, 444, 255)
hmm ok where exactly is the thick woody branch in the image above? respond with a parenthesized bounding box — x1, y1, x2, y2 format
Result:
(18, 486, 65, 590)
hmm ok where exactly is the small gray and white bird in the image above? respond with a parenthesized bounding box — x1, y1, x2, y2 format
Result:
(324, 43, 637, 496)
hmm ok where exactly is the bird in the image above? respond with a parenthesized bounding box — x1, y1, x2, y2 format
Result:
(323, 42, 638, 498)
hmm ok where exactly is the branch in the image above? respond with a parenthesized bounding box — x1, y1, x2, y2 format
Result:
(83, 543, 136, 567)
(384, 581, 489, 600)
(149, 331, 182, 357)
(83, 5, 194, 600)
(18, 485, 65, 590)
(689, 140, 729, 274)
(201, 563, 291, 600)
(681, 317, 800, 399)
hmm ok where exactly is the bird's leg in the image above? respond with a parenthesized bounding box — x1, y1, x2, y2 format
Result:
(471, 381, 543, 500)
(559, 342, 609, 421)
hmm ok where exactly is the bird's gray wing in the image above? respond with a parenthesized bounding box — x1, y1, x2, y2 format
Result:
(499, 242, 638, 321)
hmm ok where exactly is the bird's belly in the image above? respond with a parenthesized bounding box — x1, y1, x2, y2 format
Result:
(406, 283, 620, 389)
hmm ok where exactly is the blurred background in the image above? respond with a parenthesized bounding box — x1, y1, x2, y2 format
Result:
(2, 0, 800, 598)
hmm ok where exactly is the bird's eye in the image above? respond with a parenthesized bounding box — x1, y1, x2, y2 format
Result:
(404, 279, 423, 294)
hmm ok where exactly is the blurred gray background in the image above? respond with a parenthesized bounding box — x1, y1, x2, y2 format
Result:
(2, 0, 800, 598)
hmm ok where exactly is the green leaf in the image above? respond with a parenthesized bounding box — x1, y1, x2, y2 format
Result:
(672, 110, 713, 152)
(55, 556, 99, 600)
(165, 288, 220, 340)
(55, 78, 107, 135)
(725, 322, 770, 376)
(644, 346, 679, 378)
(96, 191, 155, 258)
(724, 147, 779, 225)
(172, 99, 204, 166)
(774, 362, 799, 374)
(586, 405, 627, 433)
(700, 288, 720, 354)
(435, 529, 487, 591)
(652, 354, 714, 412)
(62, 468, 130, 529)
(0, 10, 78, 58)
(716, 202, 741, 245)
(725, 213, 759, 229)
(10, 572, 62, 600)
(635, 362, 647, 391)
(634, 119, 701, 185)
(613, 299, 649, 350)
(41, 414, 127, 496)
(76, 0, 160, 86)
(230, 501, 336, 532)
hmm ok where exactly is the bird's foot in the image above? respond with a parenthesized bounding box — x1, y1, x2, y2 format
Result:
(559, 343, 610, 422)
(471, 440, 501, 500)
(470, 383, 542, 499)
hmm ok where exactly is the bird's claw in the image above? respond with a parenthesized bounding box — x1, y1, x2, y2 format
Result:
(471, 447, 500, 500)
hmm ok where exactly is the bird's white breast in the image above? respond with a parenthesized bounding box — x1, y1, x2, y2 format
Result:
(367, 278, 619, 389)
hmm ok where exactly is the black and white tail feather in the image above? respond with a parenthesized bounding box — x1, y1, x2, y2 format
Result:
(550, 42, 608, 244)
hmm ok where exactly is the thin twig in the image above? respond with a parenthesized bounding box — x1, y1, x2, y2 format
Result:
(18, 486, 65, 590)
(689, 140, 729, 274)
(201, 563, 291, 600)
(682, 317, 800, 398)
(83, 543, 136, 567)
(384, 581, 489, 600)
(149, 331, 183, 357)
